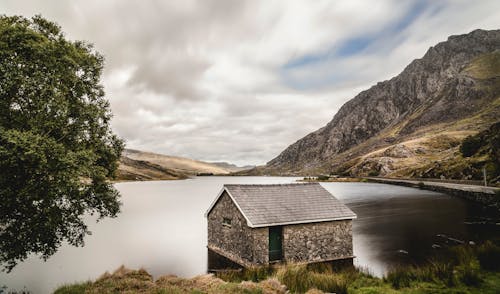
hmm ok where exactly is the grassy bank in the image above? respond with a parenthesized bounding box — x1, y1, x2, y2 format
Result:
(54, 266, 286, 294)
(54, 242, 500, 293)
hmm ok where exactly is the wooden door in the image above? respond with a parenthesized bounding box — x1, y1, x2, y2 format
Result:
(269, 226, 282, 262)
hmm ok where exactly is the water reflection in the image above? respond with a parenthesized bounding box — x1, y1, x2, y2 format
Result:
(1, 178, 499, 293)
(322, 182, 500, 276)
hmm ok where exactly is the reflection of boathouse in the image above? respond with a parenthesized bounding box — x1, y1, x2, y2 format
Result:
(205, 183, 356, 269)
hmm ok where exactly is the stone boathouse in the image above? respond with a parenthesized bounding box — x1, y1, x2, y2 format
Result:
(205, 183, 357, 269)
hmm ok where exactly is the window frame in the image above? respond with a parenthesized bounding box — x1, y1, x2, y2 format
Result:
(222, 217, 232, 228)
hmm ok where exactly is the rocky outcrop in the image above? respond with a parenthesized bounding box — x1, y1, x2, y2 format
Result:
(382, 144, 415, 158)
(266, 29, 500, 175)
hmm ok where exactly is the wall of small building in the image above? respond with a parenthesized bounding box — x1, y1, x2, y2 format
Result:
(283, 220, 353, 263)
(251, 227, 268, 264)
(208, 192, 354, 267)
(207, 191, 268, 266)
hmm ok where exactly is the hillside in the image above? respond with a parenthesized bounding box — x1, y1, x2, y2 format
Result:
(116, 149, 234, 181)
(116, 156, 188, 181)
(210, 162, 255, 172)
(260, 29, 500, 182)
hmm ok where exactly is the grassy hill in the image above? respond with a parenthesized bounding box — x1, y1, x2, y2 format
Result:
(116, 149, 233, 181)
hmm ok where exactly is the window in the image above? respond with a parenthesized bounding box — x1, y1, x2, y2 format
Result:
(222, 217, 232, 227)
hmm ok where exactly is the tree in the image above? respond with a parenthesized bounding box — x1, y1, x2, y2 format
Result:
(0, 15, 124, 272)
(460, 135, 482, 157)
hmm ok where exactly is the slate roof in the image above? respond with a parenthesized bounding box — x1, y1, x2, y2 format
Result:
(206, 183, 356, 228)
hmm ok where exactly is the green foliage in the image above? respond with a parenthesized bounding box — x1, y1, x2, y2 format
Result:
(317, 175, 330, 181)
(385, 245, 488, 290)
(477, 241, 500, 271)
(275, 264, 351, 294)
(460, 135, 482, 157)
(54, 266, 282, 294)
(431, 122, 500, 183)
(216, 266, 274, 283)
(276, 265, 310, 293)
(53, 256, 500, 294)
(465, 51, 500, 80)
(455, 260, 482, 286)
(216, 284, 264, 294)
(53, 282, 91, 294)
(0, 15, 123, 271)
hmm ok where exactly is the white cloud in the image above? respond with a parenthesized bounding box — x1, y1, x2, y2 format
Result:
(2, 0, 500, 165)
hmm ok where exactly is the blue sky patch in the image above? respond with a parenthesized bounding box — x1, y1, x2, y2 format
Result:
(282, 0, 433, 90)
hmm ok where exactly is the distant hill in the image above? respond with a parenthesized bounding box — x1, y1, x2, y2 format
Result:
(209, 162, 255, 172)
(117, 156, 188, 181)
(116, 149, 233, 181)
(251, 29, 500, 183)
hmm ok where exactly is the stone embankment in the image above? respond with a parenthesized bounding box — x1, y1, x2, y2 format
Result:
(365, 177, 500, 210)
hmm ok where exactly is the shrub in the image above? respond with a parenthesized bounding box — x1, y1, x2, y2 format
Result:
(385, 260, 458, 289)
(448, 245, 476, 266)
(216, 266, 274, 283)
(276, 265, 311, 293)
(477, 241, 500, 271)
(53, 282, 92, 294)
(243, 266, 274, 282)
(276, 264, 349, 294)
(309, 272, 348, 294)
(455, 260, 482, 286)
(460, 135, 482, 157)
(385, 267, 414, 289)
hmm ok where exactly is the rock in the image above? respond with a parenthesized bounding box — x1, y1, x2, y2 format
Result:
(265, 29, 500, 175)
(382, 144, 414, 158)
(378, 157, 394, 175)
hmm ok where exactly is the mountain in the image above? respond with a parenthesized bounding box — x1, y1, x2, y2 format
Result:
(117, 155, 188, 181)
(209, 162, 255, 172)
(116, 149, 232, 181)
(262, 29, 500, 180)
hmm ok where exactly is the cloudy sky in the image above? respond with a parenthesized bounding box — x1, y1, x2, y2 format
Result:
(3, 0, 500, 165)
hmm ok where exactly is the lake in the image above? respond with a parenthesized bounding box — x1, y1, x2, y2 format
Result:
(1, 176, 499, 293)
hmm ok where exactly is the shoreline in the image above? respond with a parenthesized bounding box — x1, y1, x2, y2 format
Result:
(364, 177, 500, 210)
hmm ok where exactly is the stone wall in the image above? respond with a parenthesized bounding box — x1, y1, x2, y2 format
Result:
(208, 192, 354, 266)
(366, 178, 500, 210)
(252, 227, 268, 264)
(282, 220, 353, 263)
(207, 192, 268, 266)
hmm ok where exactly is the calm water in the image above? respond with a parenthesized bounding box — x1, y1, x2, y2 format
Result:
(1, 177, 499, 293)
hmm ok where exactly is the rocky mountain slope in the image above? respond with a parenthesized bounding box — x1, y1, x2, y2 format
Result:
(116, 149, 235, 181)
(263, 29, 500, 180)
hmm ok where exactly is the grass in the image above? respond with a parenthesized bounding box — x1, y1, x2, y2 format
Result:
(477, 241, 500, 271)
(53, 265, 285, 294)
(464, 51, 500, 80)
(53, 242, 500, 294)
(215, 266, 274, 283)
